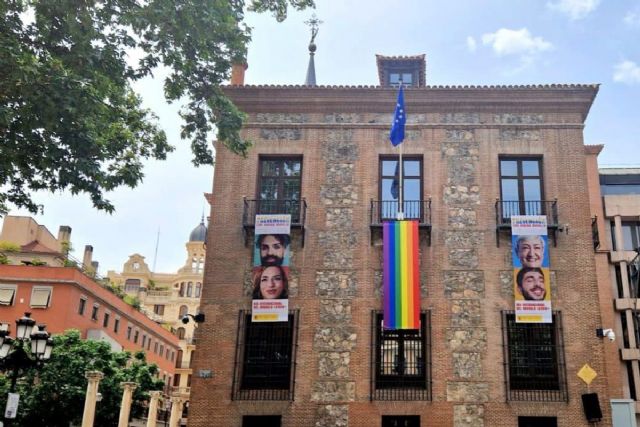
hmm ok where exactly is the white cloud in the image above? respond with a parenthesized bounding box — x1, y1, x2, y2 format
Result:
(481, 28, 553, 57)
(613, 60, 640, 84)
(547, 0, 600, 20)
(466, 36, 477, 52)
(624, 11, 640, 26)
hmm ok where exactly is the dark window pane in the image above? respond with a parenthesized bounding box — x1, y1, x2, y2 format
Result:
(404, 161, 420, 177)
(501, 160, 518, 176)
(282, 180, 300, 200)
(261, 161, 280, 177)
(283, 161, 300, 177)
(522, 161, 540, 176)
(260, 179, 278, 200)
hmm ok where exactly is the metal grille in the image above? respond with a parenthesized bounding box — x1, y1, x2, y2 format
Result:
(232, 310, 299, 401)
(495, 200, 558, 227)
(371, 311, 431, 401)
(501, 311, 568, 402)
(370, 200, 431, 226)
(243, 198, 306, 226)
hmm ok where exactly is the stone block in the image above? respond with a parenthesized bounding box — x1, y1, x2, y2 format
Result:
(453, 404, 485, 427)
(444, 185, 480, 205)
(447, 158, 477, 186)
(319, 185, 359, 206)
(255, 113, 308, 123)
(446, 382, 489, 402)
(259, 128, 302, 140)
(444, 231, 483, 248)
(326, 164, 354, 185)
(315, 405, 348, 427)
(319, 299, 352, 323)
(324, 113, 361, 123)
(453, 353, 482, 379)
(451, 299, 482, 326)
(500, 129, 541, 141)
(441, 113, 480, 124)
(493, 113, 543, 124)
(447, 329, 487, 352)
(318, 352, 350, 378)
(326, 208, 353, 229)
(499, 270, 513, 297)
(449, 249, 479, 269)
(448, 208, 477, 228)
(441, 142, 480, 157)
(311, 381, 356, 402)
(313, 326, 357, 351)
(445, 129, 475, 141)
(316, 271, 357, 298)
(443, 271, 485, 298)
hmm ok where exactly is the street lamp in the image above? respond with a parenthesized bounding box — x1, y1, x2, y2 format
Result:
(0, 312, 53, 425)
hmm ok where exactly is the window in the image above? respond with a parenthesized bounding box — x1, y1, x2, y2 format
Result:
(173, 374, 181, 387)
(114, 317, 120, 333)
(179, 305, 188, 319)
(258, 157, 302, 221)
(499, 157, 544, 218)
(153, 305, 165, 315)
(502, 311, 568, 401)
(242, 416, 282, 427)
(382, 416, 420, 427)
(78, 297, 87, 315)
(611, 221, 640, 251)
(154, 342, 159, 353)
(195, 283, 202, 298)
(233, 310, 299, 400)
(124, 278, 141, 293)
(187, 282, 193, 297)
(91, 304, 99, 321)
(103, 312, 110, 328)
(147, 338, 152, 350)
(177, 327, 186, 339)
(159, 344, 164, 357)
(179, 282, 185, 297)
(373, 311, 430, 401)
(30, 287, 52, 308)
(127, 325, 132, 340)
(142, 334, 147, 348)
(134, 329, 139, 344)
(388, 71, 416, 87)
(0, 285, 17, 306)
(379, 157, 422, 220)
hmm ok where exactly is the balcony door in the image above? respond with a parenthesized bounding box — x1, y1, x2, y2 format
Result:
(499, 158, 544, 219)
(380, 157, 422, 220)
(258, 157, 302, 222)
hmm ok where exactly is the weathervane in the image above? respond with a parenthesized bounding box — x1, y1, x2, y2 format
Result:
(304, 13, 322, 49)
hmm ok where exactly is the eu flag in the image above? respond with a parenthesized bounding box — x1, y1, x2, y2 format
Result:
(389, 86, 406, 146)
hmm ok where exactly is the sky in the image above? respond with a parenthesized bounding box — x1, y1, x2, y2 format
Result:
(4, 0, 640, 275)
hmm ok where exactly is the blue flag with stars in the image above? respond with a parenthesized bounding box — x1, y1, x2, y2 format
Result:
(389, 86, 406, 146)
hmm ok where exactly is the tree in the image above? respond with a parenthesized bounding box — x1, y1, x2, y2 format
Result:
(0, 0, 314, 215)
(0, 329, 165, 426)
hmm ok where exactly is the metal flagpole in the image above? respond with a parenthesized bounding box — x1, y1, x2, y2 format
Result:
(397, 81, 404, 221)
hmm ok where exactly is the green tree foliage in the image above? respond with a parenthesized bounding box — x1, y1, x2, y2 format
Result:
(0, 329, 164, 426)
(0, 0, 314, 215)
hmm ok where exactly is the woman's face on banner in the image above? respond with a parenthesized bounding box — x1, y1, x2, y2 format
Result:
(259, 266, 285, 299)
(517, 236, 544, 268)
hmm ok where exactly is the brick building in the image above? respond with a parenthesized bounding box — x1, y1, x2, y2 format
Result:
(189, 55, 613, 426)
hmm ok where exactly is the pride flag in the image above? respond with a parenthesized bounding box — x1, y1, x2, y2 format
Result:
(383, 220, 420, 329)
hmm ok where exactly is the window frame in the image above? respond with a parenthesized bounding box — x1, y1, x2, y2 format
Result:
(78, 296, 87, 315)
(256, 156, 303, 221)
(372, 310, 431, 401)
(30, 286, 52, 309)
(114, 316, 120, 333)
(153, 304, 165, 315)
(501, 310, 568, 402)
(232, 310, 299, 401)
(498, 156, 545, 218)
(0, 285, 17, 306)
(91, 303, 99, 321)
(102, 310, 110, 328)
(378, 155, 424, 221)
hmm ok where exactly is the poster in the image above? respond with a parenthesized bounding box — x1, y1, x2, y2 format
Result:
(251, 214, 290, 322)
(511, 215, 552, 323)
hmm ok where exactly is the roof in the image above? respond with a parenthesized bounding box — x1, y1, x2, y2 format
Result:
(189, 220, 207, 242)
(376, 54, 427, 87)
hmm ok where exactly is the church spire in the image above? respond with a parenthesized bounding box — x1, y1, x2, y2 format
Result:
(304, 14, 322, 86)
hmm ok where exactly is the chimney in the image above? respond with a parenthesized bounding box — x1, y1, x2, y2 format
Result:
(58, 226, 71, 243)
(230, 63, 248, 85)
(91, 261, 99, 273)
(82, 245, 93, 270)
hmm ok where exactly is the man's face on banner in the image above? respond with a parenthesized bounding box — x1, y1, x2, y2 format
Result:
(517, 236, 544, 268)
(260, 235, 285, 266)
(519, 270, 546, 301)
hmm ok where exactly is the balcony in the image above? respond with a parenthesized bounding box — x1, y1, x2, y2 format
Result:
(495, 199, 560, 246)
(242, 198, 307, 246)
(369, 199, 432, 246)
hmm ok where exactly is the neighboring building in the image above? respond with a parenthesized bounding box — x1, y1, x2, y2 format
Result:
(587, 158, 640, 426)
(107, 218, 207, 420)
(0, 216, 71, 267)
(0, 264, 180, 383)
(189, 53, 615, 426)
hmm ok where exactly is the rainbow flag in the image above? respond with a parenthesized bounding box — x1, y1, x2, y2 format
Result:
(383, 220, 420, 329)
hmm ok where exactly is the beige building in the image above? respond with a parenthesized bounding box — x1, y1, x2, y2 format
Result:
(0, 215, 71, 267)
(107, 219, 207, 410)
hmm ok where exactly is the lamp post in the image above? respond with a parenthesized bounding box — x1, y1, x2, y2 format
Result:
(0, 312, 54, 425)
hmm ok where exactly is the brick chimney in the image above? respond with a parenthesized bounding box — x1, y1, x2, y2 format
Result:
(58, 226, 72, 253)
(230, 63, 248, 85)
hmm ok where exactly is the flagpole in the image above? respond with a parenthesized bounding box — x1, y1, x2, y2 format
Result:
(397, 81, 404, 221)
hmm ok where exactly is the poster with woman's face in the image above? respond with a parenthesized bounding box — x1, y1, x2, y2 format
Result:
(251, 215, 290, 322)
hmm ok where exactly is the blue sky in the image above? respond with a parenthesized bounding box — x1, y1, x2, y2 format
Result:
(5, 0, 640, 274)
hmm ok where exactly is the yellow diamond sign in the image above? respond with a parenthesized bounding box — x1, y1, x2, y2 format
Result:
(577, 364, 598, 385)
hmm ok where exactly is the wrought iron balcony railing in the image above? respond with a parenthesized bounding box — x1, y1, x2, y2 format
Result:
(495, 199, 559, 246)
(242, 198, 307, 246)
(370, 199, 432, 227)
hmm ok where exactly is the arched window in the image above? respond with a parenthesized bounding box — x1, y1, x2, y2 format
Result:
(179, 282, 185, 297)
(124, 279, 140, 293)
(177, 327, 186, 339)
(187, 282, 193, 297)
(179, 305, 188, 319)
(195, 283, 202, 298)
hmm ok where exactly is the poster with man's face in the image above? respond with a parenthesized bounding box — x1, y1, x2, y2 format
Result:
(251, 215, 291, 322)
(511, 216, 552, 323)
